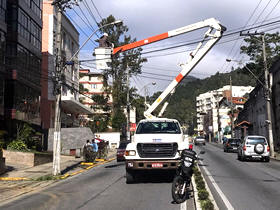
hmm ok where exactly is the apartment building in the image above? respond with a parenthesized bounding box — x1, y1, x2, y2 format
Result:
(3, 0, 42, 137)
(79, 69, 112, 115)
(41, 1, 92, 131)
(0, 0, 6, 125)
(196, 85, 254, 138)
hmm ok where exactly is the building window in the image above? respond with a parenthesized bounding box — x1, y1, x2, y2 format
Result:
(18, 8, 41, 50)
(0, 0, 6, 22)
(91, 84, 97, 89)
(24, 0, 42, 19)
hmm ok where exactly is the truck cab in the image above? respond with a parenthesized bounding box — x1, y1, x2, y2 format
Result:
(125, 118, 189, 183)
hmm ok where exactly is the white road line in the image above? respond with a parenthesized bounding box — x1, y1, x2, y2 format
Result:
(180, 201, 187, 210)
(200, 163, 234, 210)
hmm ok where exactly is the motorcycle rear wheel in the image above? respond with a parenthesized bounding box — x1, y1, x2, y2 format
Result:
(172, 175, 187, 204)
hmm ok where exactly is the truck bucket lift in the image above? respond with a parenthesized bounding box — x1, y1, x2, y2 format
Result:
(94, 18, 226, 119)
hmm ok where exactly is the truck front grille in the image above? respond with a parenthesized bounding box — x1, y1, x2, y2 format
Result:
(137, 143, 178, 158)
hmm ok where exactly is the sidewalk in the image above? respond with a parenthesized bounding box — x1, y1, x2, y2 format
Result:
(0, 149, 116, 204)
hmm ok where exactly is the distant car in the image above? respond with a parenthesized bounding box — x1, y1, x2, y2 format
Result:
(223, 138, 241, 153)
(194, 136, 206, 145)
(237, 135, 270, 162)
(117, 141, 130, 162)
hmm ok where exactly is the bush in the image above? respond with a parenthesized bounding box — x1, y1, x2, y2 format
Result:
(195, 174, 203, 182)
(198, 189, 209, 200)
(196, 178, 206, 190)
(7, 140, 29, 152)
(193, 166, 199, 175)
(201, 199, 214, 210)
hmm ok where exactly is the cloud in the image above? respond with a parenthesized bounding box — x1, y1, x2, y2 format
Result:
(75, 0, 280, 96)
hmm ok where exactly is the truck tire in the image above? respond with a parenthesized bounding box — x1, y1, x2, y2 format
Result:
(126, 170, 135, 184)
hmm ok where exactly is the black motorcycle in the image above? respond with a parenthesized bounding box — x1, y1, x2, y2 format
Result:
(171, 149, 204, 203)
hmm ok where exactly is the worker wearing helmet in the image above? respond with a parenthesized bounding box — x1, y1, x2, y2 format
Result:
(99, 33, 112, 48)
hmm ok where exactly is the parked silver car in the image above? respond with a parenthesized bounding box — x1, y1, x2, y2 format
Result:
(194, 136, 206, 145)
(237, 135, 270, 162)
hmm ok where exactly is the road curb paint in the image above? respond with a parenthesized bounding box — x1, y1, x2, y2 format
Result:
(0, 157, 116, 181)
(0, 177, 30, 181)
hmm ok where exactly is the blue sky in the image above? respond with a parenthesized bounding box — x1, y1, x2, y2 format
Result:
(66, 0, 280, 95)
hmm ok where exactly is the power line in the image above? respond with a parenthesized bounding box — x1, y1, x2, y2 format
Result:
(220, 0, 263, 73)
(261, 0, 280, 24)
(90, 0, 103, 21)
(65, 13, 97, 46)
(75, 5, 95, 31)
(82, 0, 99, 26)
(253, 0, 273, 25)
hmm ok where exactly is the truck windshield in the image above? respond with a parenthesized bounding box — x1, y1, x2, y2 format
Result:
(136, 121, 181, 134)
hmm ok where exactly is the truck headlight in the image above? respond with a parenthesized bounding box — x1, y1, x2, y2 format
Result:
(125, 150, 136, 156)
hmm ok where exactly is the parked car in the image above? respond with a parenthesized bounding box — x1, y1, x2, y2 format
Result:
(194, 136, 206, 145)
(237, 135, 270, 162)
(116, 141, 130, 162)
(223, 138, 241, 153)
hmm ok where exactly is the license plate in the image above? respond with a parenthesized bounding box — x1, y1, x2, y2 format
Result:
(152, 163, 163, 168)
(252, 155, 261, 158)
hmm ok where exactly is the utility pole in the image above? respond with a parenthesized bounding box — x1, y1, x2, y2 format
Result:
(230, 75, 234, 138)
(52, 2, 63, 176)
(51, 0, 82, 176)
(262, 34, 275, 157)
(240, 31, 275, 157)
(126, 65, 130, 141)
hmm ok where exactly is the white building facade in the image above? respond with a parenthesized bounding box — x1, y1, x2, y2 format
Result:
(196, 85, 254, 135)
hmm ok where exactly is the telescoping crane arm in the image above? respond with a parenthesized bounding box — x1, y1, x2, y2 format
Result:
(111, 18, 226, 119)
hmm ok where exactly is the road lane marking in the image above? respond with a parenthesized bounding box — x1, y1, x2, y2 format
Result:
(199, 162, 234, 210)
(180, 201, 187, 210)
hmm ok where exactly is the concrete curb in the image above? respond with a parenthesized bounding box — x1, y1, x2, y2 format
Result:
(0, 157, 116, 181)
(192, 176, 201, 210)
(192, 164, 219, 210)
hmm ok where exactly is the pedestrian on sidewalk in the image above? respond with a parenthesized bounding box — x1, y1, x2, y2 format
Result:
(91, 139, 98, 161)
(83, 140, 94, 162)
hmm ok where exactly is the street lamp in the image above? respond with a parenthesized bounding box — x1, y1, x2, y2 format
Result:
(69, 20, 123, 61)
(226, 58, 275, 157)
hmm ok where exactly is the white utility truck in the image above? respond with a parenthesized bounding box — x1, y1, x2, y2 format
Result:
(95, 18, 226, 183)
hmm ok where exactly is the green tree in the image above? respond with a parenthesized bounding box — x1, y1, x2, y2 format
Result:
(98, 15, 147, 130)
(240, 32, 280, 76)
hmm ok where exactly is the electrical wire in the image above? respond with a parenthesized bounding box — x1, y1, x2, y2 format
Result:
(90, 0, 103, 21)
(65, 13, 97, 46)
(83, 0, 99, 26)
(219, 0, 263, 73)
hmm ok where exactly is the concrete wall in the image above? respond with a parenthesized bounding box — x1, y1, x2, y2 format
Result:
(48, 127, 94, 155)
(3, 150, 52, 167)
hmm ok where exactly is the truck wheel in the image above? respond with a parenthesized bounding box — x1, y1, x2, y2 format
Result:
(126, 170, 135, 184)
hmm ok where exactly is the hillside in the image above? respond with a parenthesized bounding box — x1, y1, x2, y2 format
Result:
(161, 69, 256, 134)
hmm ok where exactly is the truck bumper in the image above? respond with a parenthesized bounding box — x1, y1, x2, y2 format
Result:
(126, 159, 179, 170)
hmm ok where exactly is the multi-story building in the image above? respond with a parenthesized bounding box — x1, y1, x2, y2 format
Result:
(196, 85, 254, 139)
(41, 1, 92, 148)
(3, 0, 42, 136)
(0, 0, 6, 125)
(235, 58, 280, 150)
(271, 58, 280, 148)
(79, 69, 112, 123)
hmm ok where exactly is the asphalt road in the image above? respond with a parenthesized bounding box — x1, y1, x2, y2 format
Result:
(0, 161, 187, 210)
(195, 143, 280, 210)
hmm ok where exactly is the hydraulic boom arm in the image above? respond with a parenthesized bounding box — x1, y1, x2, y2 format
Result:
(99, 18, 226, 119)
